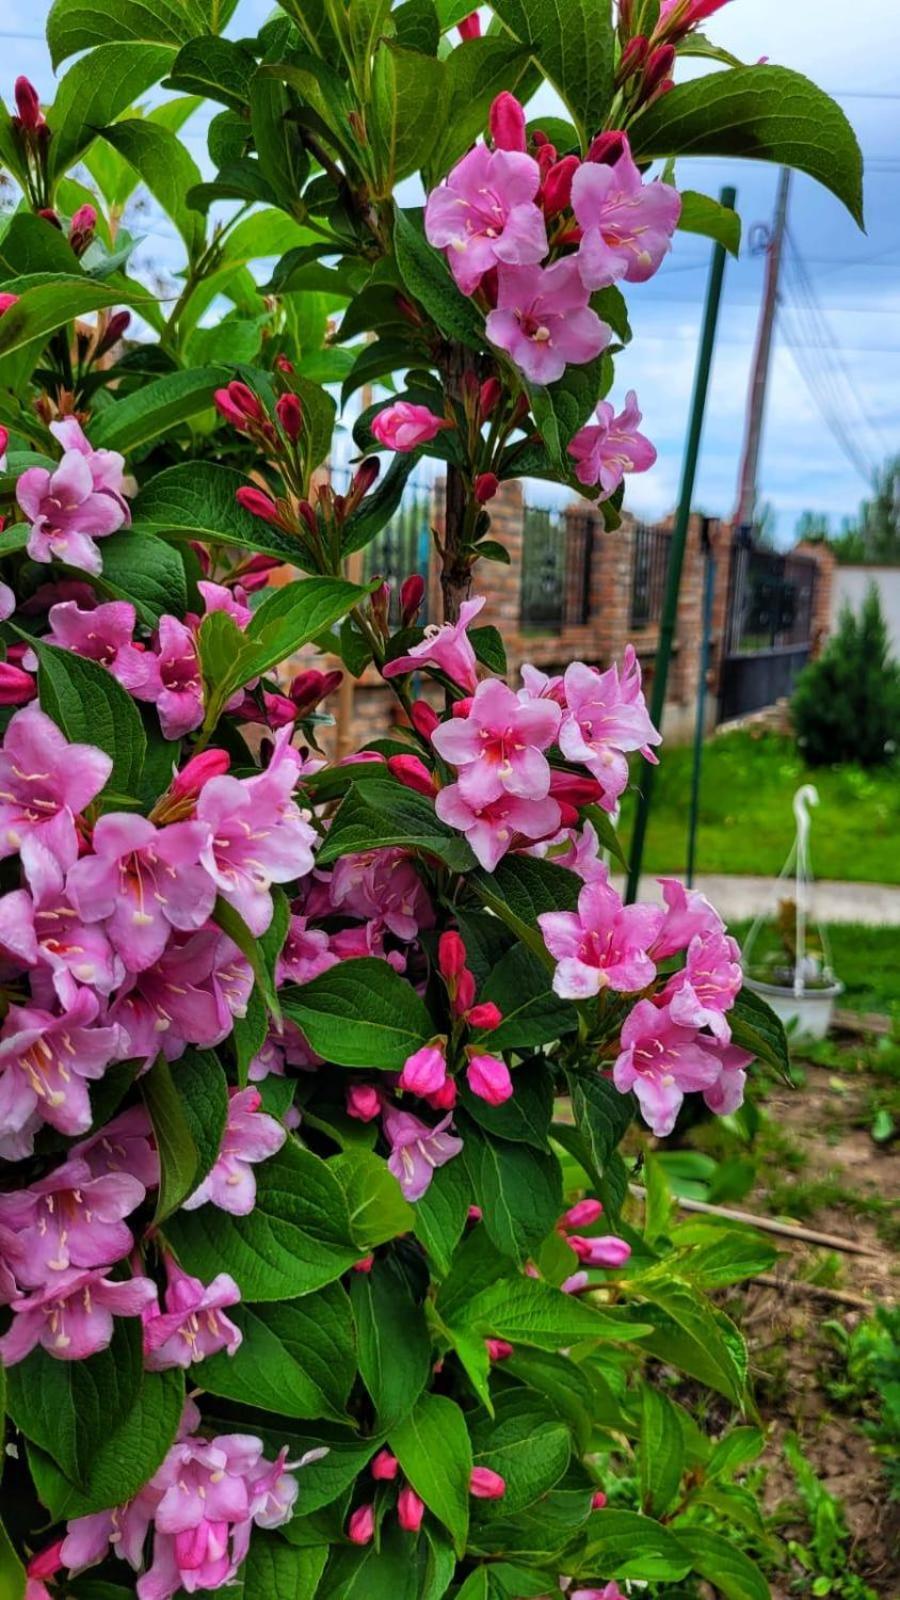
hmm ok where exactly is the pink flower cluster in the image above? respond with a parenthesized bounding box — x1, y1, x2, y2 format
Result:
(15, 418, 131, 576)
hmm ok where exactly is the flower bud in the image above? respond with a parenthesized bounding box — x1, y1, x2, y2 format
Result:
(96, 309, 131, 357)
(0, 427, 8, 458)
(409, 700, 440, 741)
(568, 1234, 632, 1268)
(397, 1487, 425, 1532)
(451, 696, 474, 719)
(466, 1052, 513, 1106)
(235, 486, 282, 526)
(353, 1254, 375, 1273)
(485, 1338, 513, 1362)
(425, 1077, 457, 1111)
(474, 472, 499, 505)
(457, 11, 481, 38)
(170, 749, 230, 801)
(561, 1270, 590, 1295)
(27, 1543, 64, 1580)
(466, 1001, 503, 1032)
(0, 664, 37, 705)
(563, 1198, 604, 1229)
(470, 1467, 506, 1500)
(642, 43, 676, 98)
(275, 391, 303, 442)
(541, 153, 580, 216)
(591, 1489, 608, 1509)
(37, 207, 61, 229)
(262, 690, 298, 728)
(400, 572, 426, 626)
(290, 668, 341, 716)
(370, 580, 391, 636)
(351, 457, 381, 499)
(69, 203, 97, 257)
(214, 389, 248, 428)
(0, 292, 20, 315)
(454, 968, 477, 1015)
(489, 91, 526, 153)
(347, 1083, 383, 1122)
(616, 33, 649, 82)
(14, 76, 43, 131)
(548, 769, 604, 806)
(399, 1042, 447, 1096)
(372, 1450, 399, 1481)
(587, 129, 627, 166)
(387, 753, 437, 798)
(275, 353, 294, 373)
(348, 1505, 375, 1544)
(438, 930, 467, 979)
(237, 552, 281, 592)
(479, 377, 502, 419)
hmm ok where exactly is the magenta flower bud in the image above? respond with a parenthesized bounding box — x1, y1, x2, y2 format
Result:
(69, 204, 97, 257)
(26, 1543, 64, 1580)
(275, 352, 294, 373)
(387, 753, 437, 798)
(95, 309, 131, 357)
(410, 700, 440, 740)
(425, 1076, 457, 1111)
(643, 43, 676, 96)
(474, 472, 499, 505)
(347, 1083, 383, 1123)
(451, 696, 474, 719)
(470, 1467, 506, 1500)
(290, 667, 342, 715)
(564, 1198, 604, 1229)
(489, 91, 526, 153)
(14, 76, 43, 131)
(237, 552, 281, 592)
(457, 11, 481, 38)
(466, 1052, 513, 1106)
(0, 426, 8, 456)
(438, 930, 467, 979)
(170, 748, 230, 801)
(561, 1270, 590, 1295)
(485, 1337, 513, 1361)
(454, 968, 477, 1015)
(228, 381, 264, 421)
(617, 33, 649, 81)
(353, 1254, 375, 1273)
(275, 391, 303, 442)
(215, 389, 248, 427)
(466, 1001, 503, 1032)
(235, 486, 282, 526)
(541, 153, 580, 216)
(479, 377, 502, 419)
(591, 1489, 608, 1509)
(399, 1042, 447, 1097)
(371, 1449, 399, 1481)
(0, 292, 20, 315)
(0, 664, 37, 705)
(348, 1505, 375, 1545)
(372, 403, 451, 453)
(397, 1486, 425, 1532)
(400, 572, 426, 625)
(548, 769, 604, 806)
(568, 1234, 632, 1268)
(262, 690, 298, 729)
(587, 129, 627, 166)
(468, 1205, 483, 1221)
(37, 207, 61, 229)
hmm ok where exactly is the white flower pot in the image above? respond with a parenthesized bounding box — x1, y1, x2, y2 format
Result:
(744, 975, 843, 1041)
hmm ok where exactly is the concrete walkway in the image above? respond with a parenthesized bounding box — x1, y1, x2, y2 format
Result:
(612, 874, 900, 926)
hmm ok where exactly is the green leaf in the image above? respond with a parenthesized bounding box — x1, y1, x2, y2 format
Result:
(164, 35, 257, 111)
(639, 1383, 685, 1517)
(341, 452, 419, 556)
(369, 43, 446, 193)
(675, 1528, 770, 1600)
(244, 1535, 328, 1600)
(350, 1257, 432, 1430)
(0, 1517, 24, 1599)
(475, 945, 577, 1052)
(250, 71, 310, 219)
(98, 118, 205, 254)
(87, 527, 189, 627)
(488, 0, 614, 148)
(47, 43, 177, 181)
(567, 1069, 634, 1169)
(460, 1057, 553, 1151)
(282, 957, 433, 1070)
(394, 0, 440, 54)
(47, 0, 210, 67)
(394, 206, 485, 350)
(457, 1272, 650, 1350)
(707, 1425, 766, 1480)
(316, 779, 475, 872)
(629, 67, 864, 228)
(90, 366, 229, 454)
(501, 1348, 597, 1453)
(461, 1116, 562, 1263)
(678, 189, 741, 256)
(198, 1285, 356, 1422)
(470, 1392, 570, 1517)
(670, 1228, 778, 1289)
(130, 462, 304, 563)
(142, 1048, 228, 1223)
(0, 211, 80, 277)
(213, 888, 288, 1022)
(620, 1278, 747, 1403)
(330, 1148, 415, 1248)
(243, 577, 371, 681)
(427, 36, 534, 181)
(581, 1509, 693, 1582)
(0, 276, 151, 371)
(17, 629, 146, 796)
(529, 353, 612, 472)
(471, 855, 580, 962)
(412, 1155, 471, 1276)
(318, 1523, 425, 1599)
(389, 1392, 472, 1554)
(728, 987, 790, 1081)
(164, 1139, 359, 1300)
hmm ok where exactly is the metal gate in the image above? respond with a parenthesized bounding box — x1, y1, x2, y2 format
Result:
(719, 543, 818, 721)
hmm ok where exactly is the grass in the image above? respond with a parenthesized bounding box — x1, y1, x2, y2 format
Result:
(729, 920, 900, 1016)
(618, 729, 900, 883)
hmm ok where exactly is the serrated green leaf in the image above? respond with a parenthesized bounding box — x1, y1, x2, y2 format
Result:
(47, 42, 177, 181)
(15, 629, 146, 797)
(316, 778, 475, 872)
(675, 1528, 770, 1600)
(142, 1048, 228, 1222)
(488, 0, 614, 148)
(728, 987, 791, 1081)
(394, 207, 485, 350)
(639, 1383, 685, 1516)
(198, 1286, 356, 1422)
(678, 189, 741, 255)
(580, 1508, 693, 1581)
(390, 1393, 472, 1554)
(90, 366, 229, 454)
(86, 527, 189, 627)
(461, 1116, 562, 1263)
(459, 1272, 649, 1351)
(350, 1257, 432, 1430)
(281, 957, 433, 1070)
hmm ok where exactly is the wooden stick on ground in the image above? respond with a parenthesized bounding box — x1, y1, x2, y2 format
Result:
(629, 1185, 882, 1258)
(750, 1274, 878, 1310)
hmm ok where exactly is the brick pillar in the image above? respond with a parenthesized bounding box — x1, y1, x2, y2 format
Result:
(475, 478, 524, 632)
(670, 515, 705, 709)
(795, 540, 836, 657)
(593, 511, 635, 667)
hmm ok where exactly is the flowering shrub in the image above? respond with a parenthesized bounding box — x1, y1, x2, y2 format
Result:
(0, 1, 862, 1597)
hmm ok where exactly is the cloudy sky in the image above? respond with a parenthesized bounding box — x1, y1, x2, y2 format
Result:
(3, 0, 899, 543)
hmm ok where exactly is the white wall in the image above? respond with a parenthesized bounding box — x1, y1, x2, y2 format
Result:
(831, 567, 900, 657)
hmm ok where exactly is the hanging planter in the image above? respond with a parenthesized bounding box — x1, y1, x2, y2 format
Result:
(742, 785, 843, 1039)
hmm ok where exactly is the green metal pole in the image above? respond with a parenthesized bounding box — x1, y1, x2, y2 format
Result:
(625, 185, 736, 903)
(686, 520, 716, 887)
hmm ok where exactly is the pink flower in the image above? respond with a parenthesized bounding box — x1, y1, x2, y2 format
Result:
(45, 599, 151, 692)
(701, 1039, 753, 1116)
(568, 1234, 632, 1267)
(470, 1467, 506, 1499)
(432, 678, 561, 806)
(142, 1257, 242, 1371)
(662, 929, 743, 1041)
(563, 1198, 604, 1228)
(613, 998, 721, 1136)
(196, 727, 316, 935)
(437, 783, 561, 871)
(276, 914, 336, 986)
(72, 1105, 159, 1188)
(0, 704, 112, 871)
(16, 424, 130, 575)
(146, 1437, 264, 1595)
(0, 1267, 156, 1364)
(656, 0, 731, 39)
(425, 145, 547, 296)
(107, 930, 228, 1062)
(348, 1505, 375, 1545)
(400, 1041, 448, 1096)
(328, 847, 433, 943)
(6, 836, 122, 1005)
(466, 1052, 513, 1105)
(651, 876, 723, 960)
(0, 1220, 26, 1303)
(382, 1105, 464, 1202)
(0, 988, 121, 1143)
(371, 402, 452, 452)
(486, 1337, 513, 1361)
(0, 1155, 144, 1287)
(572, 136, 681, 289)
(67, 813, 215, 973)
(568, 391, 657, 498)
(384, 594, 485, 689)
(371, 1449, 399, 1480)
(486, 258, 611, 384)
(559, 658, 661, 808)
(538, 876, 662, 998)
(137, 616, 204, 741)
(198, 579, 252, 631)
(183, 1087, 286, 1216)
(397, 1486, 425, 1531)
(61, 1487, 159, 1579)
(572, 1586, 627, 1600)
(248, 1019, 313, 1082)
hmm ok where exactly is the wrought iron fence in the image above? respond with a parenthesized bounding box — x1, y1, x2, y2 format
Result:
(725, 546, 818, 654)
(630, 521, 671, 628)
(521, 505, 595, 630)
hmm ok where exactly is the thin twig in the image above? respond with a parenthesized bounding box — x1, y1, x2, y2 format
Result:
(629, 1185, 882, 1258)
(750, 1274, 878, 1310)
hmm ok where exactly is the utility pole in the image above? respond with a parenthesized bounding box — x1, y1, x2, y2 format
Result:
(734, 166, 791, 531)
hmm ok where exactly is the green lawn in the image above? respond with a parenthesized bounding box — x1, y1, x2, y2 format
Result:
(729, 920, 900, 1016)
(618, 730, 900, 884)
